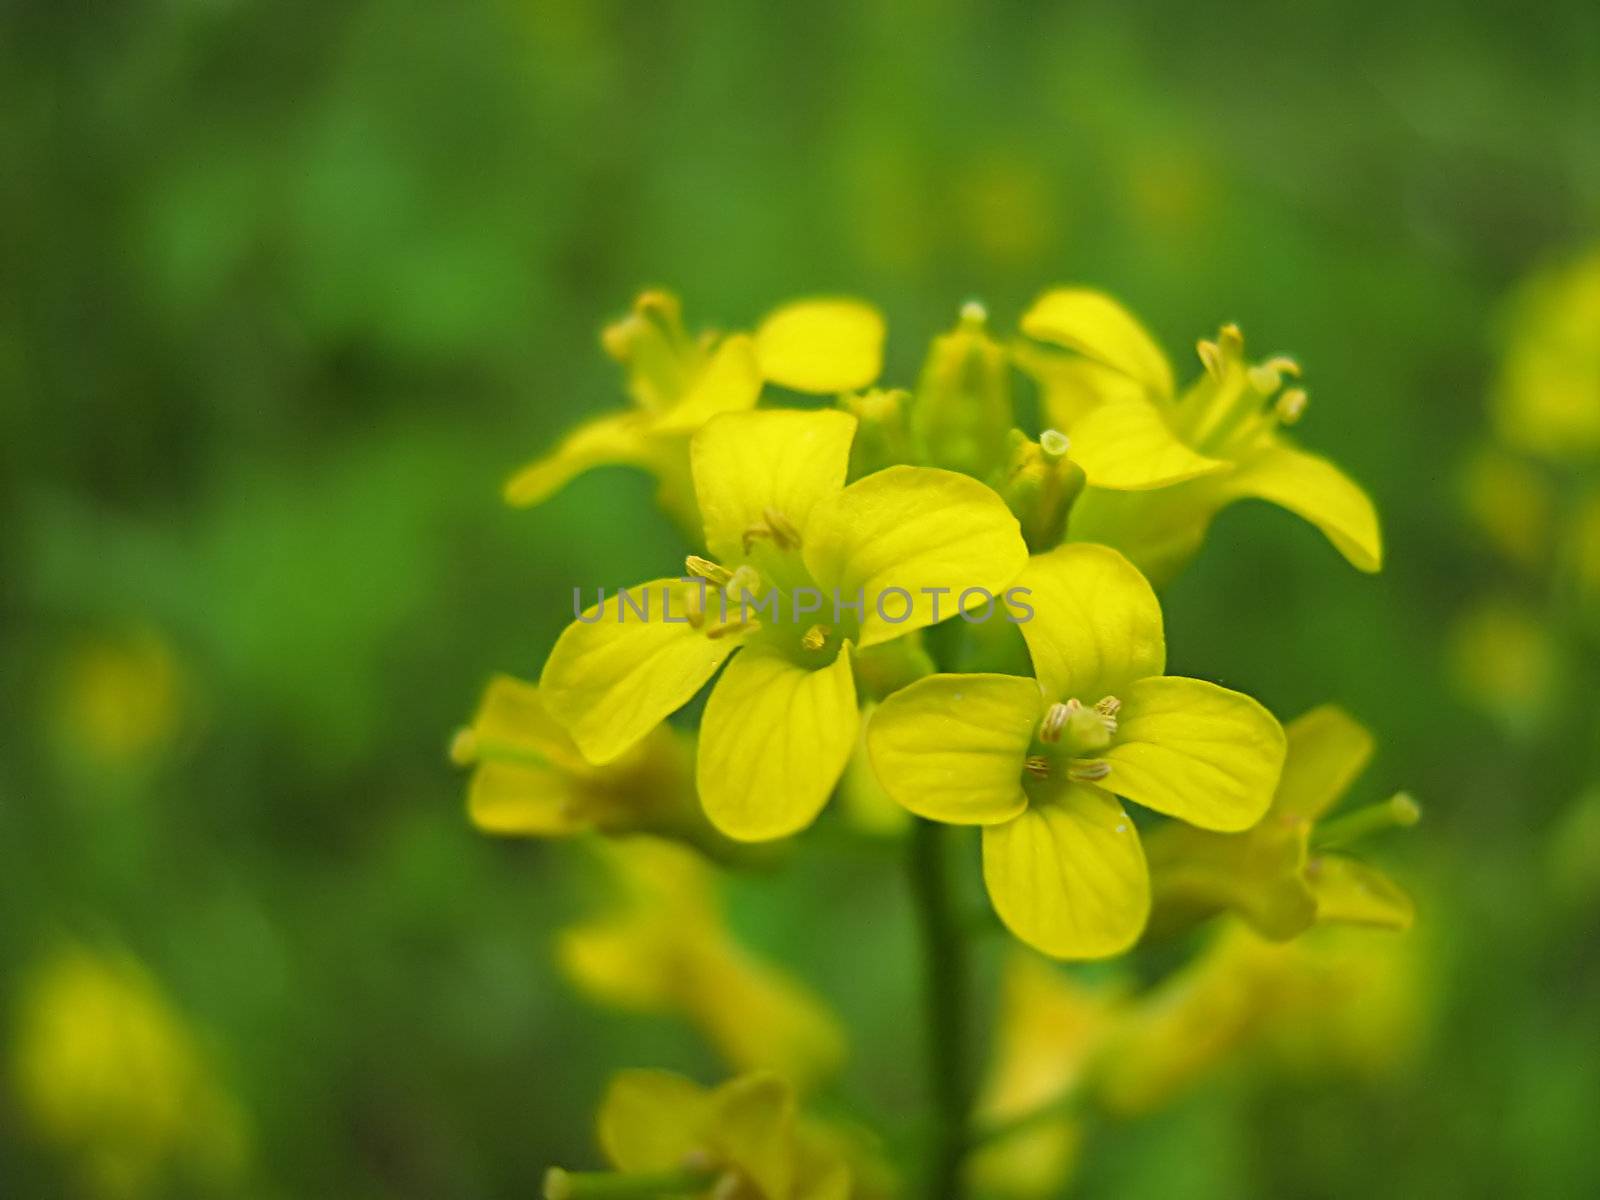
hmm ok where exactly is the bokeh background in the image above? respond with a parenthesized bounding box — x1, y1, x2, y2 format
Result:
(4, 1, 1599, 1196)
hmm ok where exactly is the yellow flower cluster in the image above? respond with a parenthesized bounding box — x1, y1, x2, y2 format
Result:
(463, 286, 1413, 1198)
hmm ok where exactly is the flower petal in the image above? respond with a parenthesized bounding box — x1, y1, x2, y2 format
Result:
(1102, 677, 1286, 832)
(1067, 399, 1228, 491)
(655, 334, 763, 432)
(1021, 288, 1174, 398)
(503, 412, 653, 507)
(1274, 705, 1375, 821)
(692, 409, 857, 562)
(464, 674, 587, 771)
(866, 674, 1039, 825)
(755, 298, 885, 393)
(1308, 854, 1415, 930)
(803, 466, 1028, 648)
(598, 1069, 710, 1172)
(1224, 442, 1383, 572)
(467, 763, 588, 835)
(707, 1073, 797, 1200)
(698, 644, 858, 841)
(982, 785, 1150, 959)
(540, 580, 747, 763)
(1014, 544, 1165, 702)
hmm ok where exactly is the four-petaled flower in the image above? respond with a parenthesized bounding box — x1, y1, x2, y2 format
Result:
(540, 408, 1028, 841)
(868, 543, 1286, 958)
(1020, 288, 1383, 584)
(1144, 704, 1417, 940)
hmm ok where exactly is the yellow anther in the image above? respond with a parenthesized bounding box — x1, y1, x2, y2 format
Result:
(1275, 388, 1308, 425)
(1067, 760, 1111, 783)
(800, 624, 830, 652)
(1094, 695, 1121, 734)
(1218, 323, 1244, 353)
(742, 508, 802, 553)
(1039, 700, 1076, 743)
(1039, 428, 1071, 459)
(1197, 338, 1224, 380)
(960, 299, 989, 326)
(685, 555, 733, 586)
(1024, 755, 1052, 780)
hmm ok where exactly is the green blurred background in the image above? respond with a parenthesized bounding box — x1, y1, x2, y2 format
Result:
(4, 0, 1599, 1195)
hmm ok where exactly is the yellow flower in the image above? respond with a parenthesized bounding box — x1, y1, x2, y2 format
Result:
(867, 543, 1285, 958)
(545, 1070, 855, 1200)
(1491, 246, 1600, 461)
(10, 944, 249, 1199)
(504, 293, 885, 524)
(540, 407, 1028, 841)
(965, 952, 1119, 1198)
(558, 837, 845, 1091)
(451, 674, 705, 842)
(1019, 288, 1382, 584)
(1145, 705, 1417, 941)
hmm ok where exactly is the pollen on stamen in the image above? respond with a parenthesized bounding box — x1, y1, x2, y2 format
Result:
(1024, 755, 1051, 780)
(1039, 700, 1075, 743)
(685, 555, 733, 585)
(801, 624, 829, 652)
(1197, 338, 1224, 380)
(1067, 760, 1111, 782)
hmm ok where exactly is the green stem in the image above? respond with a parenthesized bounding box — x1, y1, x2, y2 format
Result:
(543, 1166, 716, 1199)
(907, 818, 975, 1200)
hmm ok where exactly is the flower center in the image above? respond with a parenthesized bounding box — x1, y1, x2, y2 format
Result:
(1181, 323, 1310, 457)
(1026, 696, 1120, 784)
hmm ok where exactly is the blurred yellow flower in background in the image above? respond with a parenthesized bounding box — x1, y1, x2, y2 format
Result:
(557, 837, 845, 1091)
(9, 944, 248, 1199)
(51, 629, 184, 767)
(546, 1069, 869, 1199)
(1097, 923, 1424, 1115)
(1447, 598, 1560, 732)
(966, 952, 1119, 1199)
(1492, 247, 1600, 462)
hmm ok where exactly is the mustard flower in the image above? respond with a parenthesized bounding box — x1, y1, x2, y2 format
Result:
(504, 292, 885, 526)
(1019, 288, 1382, 584)
(540, 407, 1028, 841)
(451, 673, 706, 842)
(1145, 704, 1417, 941)
(544, 1070, 860, 1200)
(558, 837, 845, 1091)
(867, 542, 1285, 958)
